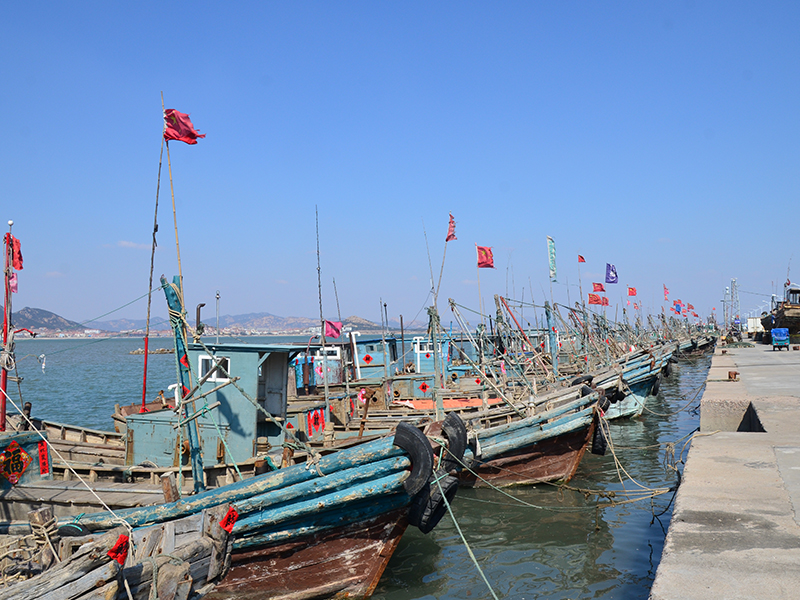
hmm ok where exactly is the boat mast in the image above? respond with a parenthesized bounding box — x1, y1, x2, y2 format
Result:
(0, 220, 12, 431)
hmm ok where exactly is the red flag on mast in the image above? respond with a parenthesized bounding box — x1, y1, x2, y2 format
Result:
(578, 255, 586, 263)
(627, 287, 637, 296)
(592, 282, 605, 292)
(601, 297, 610, 306)
(10, 236, 22, 270)
(163, 109, 205, 145)
(446, 213, 457, 242)
(476, 245, 494, 269)
(588, 294, 602, 305)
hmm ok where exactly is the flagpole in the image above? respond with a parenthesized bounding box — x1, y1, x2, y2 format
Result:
(142, 125, 165, 413)
(315, 206, 330, 411)
(162, 93, 184, 297)
(476, 245, 484, 325)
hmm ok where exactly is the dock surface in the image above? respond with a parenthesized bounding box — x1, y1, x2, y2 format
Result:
(651, 343, 800, 599)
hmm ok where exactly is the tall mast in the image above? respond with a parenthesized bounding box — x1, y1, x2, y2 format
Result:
(0, 220, 12, 431)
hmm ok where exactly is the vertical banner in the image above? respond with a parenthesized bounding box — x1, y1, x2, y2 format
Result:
(547, 236, 557, 282)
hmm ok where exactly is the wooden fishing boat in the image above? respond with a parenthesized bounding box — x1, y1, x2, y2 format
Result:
(761, 282, 800, 334)
(0, 266, 464, 599)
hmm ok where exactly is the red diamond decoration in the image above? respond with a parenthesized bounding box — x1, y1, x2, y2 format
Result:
(419, 382, 430, 392)
(180, 354, 189, 368)
(363, 354, 373, 364)
(475, 378, 481, 385)
(425, 352, 431, 358)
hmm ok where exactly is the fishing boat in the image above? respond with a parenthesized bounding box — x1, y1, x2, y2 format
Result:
(761, 281, 800, 334)
(0, 226, 464, 599)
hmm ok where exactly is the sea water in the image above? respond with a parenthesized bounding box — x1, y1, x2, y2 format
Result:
(9, 336, 711, 600)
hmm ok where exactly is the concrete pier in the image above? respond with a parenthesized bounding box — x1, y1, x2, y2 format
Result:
(650, 343, 800, 599)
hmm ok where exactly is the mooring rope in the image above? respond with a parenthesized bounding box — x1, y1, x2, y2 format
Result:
(434, 475, 500, 600)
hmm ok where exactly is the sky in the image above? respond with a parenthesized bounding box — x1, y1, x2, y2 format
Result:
(1, 2, 798, 328)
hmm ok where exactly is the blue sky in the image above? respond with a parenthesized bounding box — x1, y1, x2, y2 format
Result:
(1, 2, 797, 327)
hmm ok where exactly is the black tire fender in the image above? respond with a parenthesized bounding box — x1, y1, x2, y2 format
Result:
(590, 416, 608, 456)
(571, 374, 594, 387)
(393, 422, 434, 496)
(408, 470, 459, 534)
(580, 384, 594, 398)
(651, 374, 661, 396)
(598, 394, 610, 412)
(441, 413, 468, 472)
(662, 362, 672, 377)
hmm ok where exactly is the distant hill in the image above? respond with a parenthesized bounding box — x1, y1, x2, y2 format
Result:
(0, 307, 85, 332)
(1, 306, 425, 335)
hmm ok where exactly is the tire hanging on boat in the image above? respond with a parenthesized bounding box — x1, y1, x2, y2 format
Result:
(590, 415, 608, 456)
(393, 422, 435, 496)
(440, 413, 468, 473)
(407, 469, 459, 534)
(571, 374, 594, 387)
(651, 374, 662, 396)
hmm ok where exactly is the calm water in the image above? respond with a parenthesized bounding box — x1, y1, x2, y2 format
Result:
(9, 337, 710, 600)
(374, 355, 711, 600)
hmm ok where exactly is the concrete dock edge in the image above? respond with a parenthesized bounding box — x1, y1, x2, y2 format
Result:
(650, 343, 800, 599)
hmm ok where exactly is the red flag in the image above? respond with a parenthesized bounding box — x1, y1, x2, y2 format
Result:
(446, 213, 457, 242)
(578, 255, 586, 263)
(7, 235, 22, 270)
(663, 284, 669, 301)
(163, 109, 205, 145)
(592, 282, 605, 292)
(634, 303, 640, 310)
(692, 312, 698, 317)
(476, 245, 494, 269)
(324, 320, 342, 339)
(601, 297, 610, 306)
(687, 303, 694, 310)
(9, 273, 17, 293)
(588, 293, 602, 305)
(627, 287, 637, 296)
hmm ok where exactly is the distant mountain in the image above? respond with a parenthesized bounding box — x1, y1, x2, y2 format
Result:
(1, 307, 85, 331)
(0, 306, 425, 335)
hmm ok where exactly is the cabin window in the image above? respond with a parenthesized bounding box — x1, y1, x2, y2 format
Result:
(199, 355, 230, 382)
(315, 346, 341, 359)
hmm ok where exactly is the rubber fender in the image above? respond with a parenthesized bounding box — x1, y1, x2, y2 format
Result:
(598, 394, 611, 412)
(590, 418, 608, 456)
(393, 422, 435, 496)
(608, 387, 623, 404)
(662, 362, 672, 377)
(651, 374, 661, 396)
(571, 374, 594, 387)
(440, 413, 468, 472)
(580, 384, 594, 398)
(58, 523, 92, 537)
(669, 356, 678, 364)
(408, 470, 459, 534)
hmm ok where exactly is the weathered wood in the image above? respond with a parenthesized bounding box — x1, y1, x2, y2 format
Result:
(74, 577, 118, 600)
(39, 558, 119, 600)
(235, 492, 411, 549)
(233, 471, 407, 535)
(0, 528, 121, 600)
(205, 508, 408, 600)
(77, 436, 405, 531)
(234, 456, 409, 515)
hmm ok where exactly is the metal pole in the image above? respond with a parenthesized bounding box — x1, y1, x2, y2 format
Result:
(0, 220, 12, 431)
(216, 290, 220, 344)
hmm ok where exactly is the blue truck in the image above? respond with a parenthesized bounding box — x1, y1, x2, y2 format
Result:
(772, 327, 790, 351)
